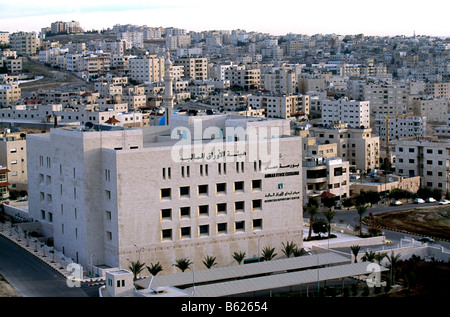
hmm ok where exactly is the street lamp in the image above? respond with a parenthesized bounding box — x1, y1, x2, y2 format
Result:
(252, 232, 262, 261)
(90, 254, 94, 277)
(134, 244, 144, 262)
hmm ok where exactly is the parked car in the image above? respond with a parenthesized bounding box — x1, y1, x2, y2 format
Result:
(418, 237, 435, 243)
(414, 198, 425, 204)
(439, 199, 450, 205)
(425, 197, 436, 203)
(390, 200, 403, 206)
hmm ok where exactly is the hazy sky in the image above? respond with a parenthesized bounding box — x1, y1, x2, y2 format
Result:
(1, 0, 449, 37)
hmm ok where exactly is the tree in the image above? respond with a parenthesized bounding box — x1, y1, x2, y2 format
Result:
(261, 246, 277, 261)
(146, 262, 163, 276)
(375, 252, 387, 265)
(362, 251, 376, 262)
(202, 255, 217, 269)
(355, 204, 369, 236)
(386, 251, 401, 285)
(173, 258, 192, 272)
(306, 204, 319, 240)
(312, 218, 328, 238)
(350, 245, 360, 263)
(232, 251, 246, 265)
(342, 197, 354, 210)
(323, 209, 336, 238)
(281, 241, 297, 258)
(293, 248, 308, 257)
(128, 259, 146, 281)
(365, 191, 381, 207)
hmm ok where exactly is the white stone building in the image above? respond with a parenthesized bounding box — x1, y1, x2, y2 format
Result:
(321, 99, 371, 128)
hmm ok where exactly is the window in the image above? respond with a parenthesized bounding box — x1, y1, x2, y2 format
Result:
(181, 227, 191, 238)
(161, 188, 171, 199)
(161, 208, 171, 219)
(199, 225, 209, 236)
(252, 179, 262, 191)
(106, 231, 112, 240)
(253, 219, 262, 230)
(180, 207, 190, 218)
(105, 210, 112, 220)
(198, 184, 208, 196)
(234, 181, 244, 192)
(235, 201, 244, 213)
(235, 221, 245, 232)
(162, 229, 172, 240)
(252, 199, 262, 210)
(216, 183, 226, 194)
(217, 203, 227, 214)
(179, 186, 190, 198)
(198, 205, 209, 216)
(217, 223, 227, 234)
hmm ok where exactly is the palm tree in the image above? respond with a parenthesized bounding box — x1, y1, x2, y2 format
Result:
(386, 251, 401, 285)
(362, 251, 376, 262)
(355, 204, 369, 236)
(232, 251, 246, 265)
(146, 262, 163, 276)
(374, 252, 387, 265)
(202, 255, 217, 269)
(128, 259, 146, 281)
(293, 247, 308, 257)
(323, 209, 336, 238)
(173, 258, 192, 272)
(261, 246, 277, 261)
(350, 245, 360, 263)
(281, 241, 297, 258)
(306, 204, 319, 240)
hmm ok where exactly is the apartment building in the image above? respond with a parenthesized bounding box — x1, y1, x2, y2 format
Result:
(363, 83, 407, 116)
(426, 82, 450, 100)
(26, 114, 303, 274)
(0, 32, 9, 45)
(374, 114, 427, 142)
(0, 166, 10, 200)
(392, 137, 450, 192)
(130, 55, 165, 83)
(247, 94, 309, 120)
(174, 57, 208, 81)
(0, 84, 21, 107)
(321, 99, 371, 128)
(0, 131, 27, 190)
(408, 96, 449, 123)
(224, 66, 261, 90)
(309, 123, 380, 173)
(261, 69, 297, 95)
(9, 32, 37, 56)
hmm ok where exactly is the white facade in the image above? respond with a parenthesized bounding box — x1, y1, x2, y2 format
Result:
(321, 99, 371, 128)
(26, 114, 304, 274)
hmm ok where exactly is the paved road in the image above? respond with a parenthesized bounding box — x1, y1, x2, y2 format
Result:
(0, 235, 98, 297)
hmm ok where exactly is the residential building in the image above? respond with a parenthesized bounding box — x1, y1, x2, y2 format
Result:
(321, 99, 371, 128)
(363, 82, 407, 116)
(0, 165, 10, 200)
(130, 55, 165, 83)
(392, 137, 450, 193)
(174, 57, 208, 81)
(0, 131, 27, 190)
(374, 114, 427, 142)
(309, 123, 380, 173)
(224, 66, 261, 90)
(0, 84, 21, 107)
(9, 32, 37, 56)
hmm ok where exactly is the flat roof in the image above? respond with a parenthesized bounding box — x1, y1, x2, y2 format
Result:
(136, 252, 350, 290)
(186, 262, 388, 297)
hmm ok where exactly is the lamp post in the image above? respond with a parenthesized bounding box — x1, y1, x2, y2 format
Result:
(252, 232, 262, 261)
(90, 254, 94, 277)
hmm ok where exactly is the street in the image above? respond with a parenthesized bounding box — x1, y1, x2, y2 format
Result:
(0, 235, 98, 297)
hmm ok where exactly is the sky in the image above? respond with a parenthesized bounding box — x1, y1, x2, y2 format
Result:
(1, 0, 449, 37)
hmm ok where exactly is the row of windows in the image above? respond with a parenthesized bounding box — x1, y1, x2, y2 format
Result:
(161, 200, 262, 219)
(161, 219, 263, 240)
(160, 180, 262, 199)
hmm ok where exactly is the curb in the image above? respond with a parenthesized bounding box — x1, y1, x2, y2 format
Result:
(362, 220, 450, 243)
(0, 228, 106, 284)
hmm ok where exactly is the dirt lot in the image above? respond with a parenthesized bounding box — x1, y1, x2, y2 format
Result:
(369, 206, 450, 241)
(0, 275, 21, 297)
(20, 57, 86, 92)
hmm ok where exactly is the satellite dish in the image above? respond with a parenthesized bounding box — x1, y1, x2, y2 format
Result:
(85, 122, 94, 129)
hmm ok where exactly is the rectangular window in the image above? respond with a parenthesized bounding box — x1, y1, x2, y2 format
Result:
(235, 201, 245, 213)
(180, 186, 190, 198)
(180, 207, 190, 218)
(217, 223, 227, 234)
(217, 203, 227, 214)
(198, 184, 208, 196)
(235, 221, 245, 232)
(161, 208, 171, 219)
(234, 181, 244, 192)
(161, 188, 171, 199)
(252, 199, 262, 210)
(216, 183, 226, 194)
(162, 229, 172, 240)
(198, 205, 209, 216)
(252, 179, 262, 191)
(181, 227, 191, 238)
(199, 225, 209, 236)
(253, 219, 262, 230)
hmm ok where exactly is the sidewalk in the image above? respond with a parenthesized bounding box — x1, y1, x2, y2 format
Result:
(0, 221, 105, 285)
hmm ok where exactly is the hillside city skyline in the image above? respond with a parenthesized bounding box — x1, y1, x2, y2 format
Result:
(1, 0, 449, 37)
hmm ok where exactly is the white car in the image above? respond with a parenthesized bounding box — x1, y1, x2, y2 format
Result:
(390, 200, 403, 206)
(438, 199, 450, 205)
(425, 197, 436, 203)
(414, 198, 425, 204)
